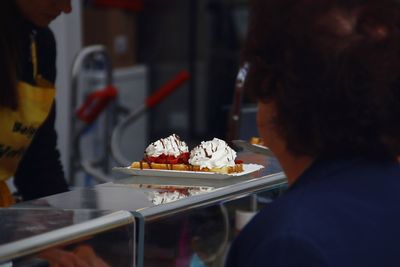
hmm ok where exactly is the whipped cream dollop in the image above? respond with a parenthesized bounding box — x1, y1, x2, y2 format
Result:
(145, 134, 189, 157)
(189, 138, 237, 169)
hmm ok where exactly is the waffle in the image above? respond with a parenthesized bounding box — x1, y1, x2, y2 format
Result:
(131, 161, 191, 171)
(131, 161, 243, 174)
(191, 164, 243, 174)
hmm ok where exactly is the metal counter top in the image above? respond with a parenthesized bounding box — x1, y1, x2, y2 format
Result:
(15, 153, 286, 221)
(2, 153, 286, 267)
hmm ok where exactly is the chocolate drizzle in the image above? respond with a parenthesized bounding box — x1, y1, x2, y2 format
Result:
(146, 134, 189, 158)
(140, 160, 153, 169)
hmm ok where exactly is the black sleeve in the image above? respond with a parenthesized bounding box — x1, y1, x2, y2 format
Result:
(38, 27, 56, 83)
(14, 103, 69, 201)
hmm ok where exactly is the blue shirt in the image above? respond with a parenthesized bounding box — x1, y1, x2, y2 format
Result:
(226, 158, 400, 267)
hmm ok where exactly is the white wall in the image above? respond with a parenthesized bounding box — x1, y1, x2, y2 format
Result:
(50, 0, 83, 180)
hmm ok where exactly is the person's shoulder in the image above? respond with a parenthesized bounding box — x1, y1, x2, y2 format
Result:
(227, 197, 328, 267)
(36, 26, 56, 49)
(251, 190, 314, 232)
(231, 196, 301, 248)
(228, 159, 400, 267)
(39, 26, 55, 40)
(35, 26, 57, 81)
(235, 184, 329, 249)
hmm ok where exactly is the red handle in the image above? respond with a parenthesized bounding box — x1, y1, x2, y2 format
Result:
(76, 85, 118, 124)
(146, 70, 190, 109)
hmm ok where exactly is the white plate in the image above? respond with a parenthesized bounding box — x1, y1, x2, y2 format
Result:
(112, 163, 264, 180)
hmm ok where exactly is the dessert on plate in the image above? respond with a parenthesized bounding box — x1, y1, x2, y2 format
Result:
(131, 135, 244, 174)
(131, 134, 191, 170)
(189, 138, 243, 174)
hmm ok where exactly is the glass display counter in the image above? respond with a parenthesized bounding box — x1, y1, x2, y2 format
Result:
(0, 209, 136, 267)
(5, 152, 287, 267)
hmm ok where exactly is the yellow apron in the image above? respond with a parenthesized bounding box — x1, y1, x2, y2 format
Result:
(0, 34, 55, 207)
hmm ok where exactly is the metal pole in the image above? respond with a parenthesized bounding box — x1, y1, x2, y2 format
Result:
(69, 45, 113, 185)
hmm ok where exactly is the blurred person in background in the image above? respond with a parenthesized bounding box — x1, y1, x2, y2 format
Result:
(0, 0, 72, 207)
(226, 0, 400, 266)
(1, 1, 113, 266)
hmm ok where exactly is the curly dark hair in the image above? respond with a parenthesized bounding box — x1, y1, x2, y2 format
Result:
(243, 0, 400, 159)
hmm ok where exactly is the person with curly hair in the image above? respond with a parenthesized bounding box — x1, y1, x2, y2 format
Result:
(226, 0, 400, 266)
